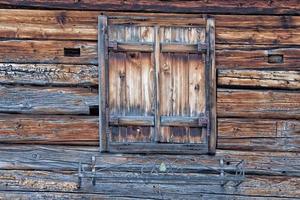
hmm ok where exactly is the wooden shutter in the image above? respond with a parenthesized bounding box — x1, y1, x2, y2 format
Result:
(98, 16, 216, 154)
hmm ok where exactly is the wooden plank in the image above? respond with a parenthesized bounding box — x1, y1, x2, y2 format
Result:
(2, 9, 300, 46)
(215, 15, 300, 28)
(216, 28, 300, 45)
(216, 45, 300, 70)
(219, 118, 300, 137)
(0, 146, 299, 198)
(109, 116, 154, 126)
(207, 18, 217, 154)
(0, 1, 299, 15)
(153, 26, 160, 142)
(218, 69, 300, 89)
(0, 40, 97, 64)
(0, 85, 97, 115)
(218, 89, 300, 119)
(0, 115, 98, 145)
(0, 63, 98, 86)
(0, 169, 299, 199)
(0, 145, 299, 177)
(160, 116, 207, 127)
(0, 191, 294, 200)
(218, 137, 300, 152)
(0, 115, 298, 152)
(109, 143, 208, 154)
(98, 15, 109, 152)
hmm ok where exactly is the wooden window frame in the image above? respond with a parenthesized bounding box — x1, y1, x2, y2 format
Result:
(98, 15, 216, 154)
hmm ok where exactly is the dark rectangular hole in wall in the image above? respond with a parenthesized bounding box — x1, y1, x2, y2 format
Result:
(89, 105, 99, 116)
(268, 54, 284, 63)
(64, 48, 81, 57)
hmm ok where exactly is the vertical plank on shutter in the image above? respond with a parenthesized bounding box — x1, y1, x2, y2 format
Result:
(159, 53, 172, 142)
(188, 53, 205, 143)
(109, 52, 127, 142)
(125, 52, 142, 115)
(170, 53, 189, 143)
(207, 18, 216, 154)
(98, 15, 108, 152)
(153, 26, 161, 142)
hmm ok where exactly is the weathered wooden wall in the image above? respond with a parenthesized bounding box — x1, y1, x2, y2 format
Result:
(0, 2, 299, 199)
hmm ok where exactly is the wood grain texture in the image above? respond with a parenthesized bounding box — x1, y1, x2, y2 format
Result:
(0, 114, 98, 144)
(0, 85, 98, 115)
(216, 45, 300, 70)
(0, 1, 299, 15)
(1, 9, 300, 46)
(0, 40, 97, 64)
(0, 145, 300, 198)
(0, 169, 299, 199)
(218, 69, 300, 89)
(218, 89, 300, 119)
(0, 115, 299, 152)
(0, 63, 98, 86)
(0, 145, 299, 176)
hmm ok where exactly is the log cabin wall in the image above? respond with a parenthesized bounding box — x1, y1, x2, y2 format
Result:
(0, 1, 299, 199)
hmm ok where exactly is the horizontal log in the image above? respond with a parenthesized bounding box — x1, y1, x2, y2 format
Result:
(0, 114, 299, 152)
(0, 85, 98, 115)
(0, 192, 294, 200)
(218, 137, 300, 152)
(109, 116, 154, 126)
(216, 45, 300, 69)
(0, 63, 98, 86)
(0, 169, 299, 199)
(0, 40, 97, 64)
(215, 15, 300, 29)
(218, 118, 300, 138)
(216, 28, 300, 45)
(0, 114, 98, 144)
(160, 116, 207, 127)
(1, 145, 299, 177)
(1, 40, 300, 70)
(218, 69, 300, 89)
(1, 9, 300, 46)
(0, 145, 299, 198)
(218, 89, 300, 119)
(1, 64, 299, 89)
(0, 1, 299, 15)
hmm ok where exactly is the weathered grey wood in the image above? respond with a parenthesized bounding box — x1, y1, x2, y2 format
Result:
(109, 143, 208, 154)
(153, 25, 160, 142)
(218, 69, 300, 89)
(0, 159, 299, 198)
(109, 116, 154, 126)
(160, 116, 207, 127)
(0, 85, 97, 115)
(99, 15, 109, 152)
(0, 192, 294, 200)
(0, 63, 98, 86)
(1, 145, 300, 177)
